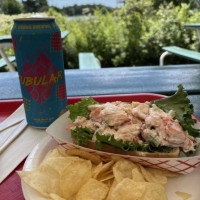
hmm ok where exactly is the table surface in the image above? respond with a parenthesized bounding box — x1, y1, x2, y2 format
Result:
(0, 64, 200, 199)
(0, 64, 200, 117)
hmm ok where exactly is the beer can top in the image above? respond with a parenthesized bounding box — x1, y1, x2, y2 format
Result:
(14, 18, 55, 22)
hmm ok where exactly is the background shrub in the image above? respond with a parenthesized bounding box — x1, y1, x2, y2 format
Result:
(1, 0, 200, 70)
(49, 1, 200, 68)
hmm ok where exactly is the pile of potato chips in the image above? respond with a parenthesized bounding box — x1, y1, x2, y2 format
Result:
(18, 148, 178, 200)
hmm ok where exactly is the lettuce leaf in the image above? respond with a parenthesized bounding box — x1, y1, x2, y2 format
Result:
(95, 133, 173, 153)
(151, 84, 200, 138)
(95, 132, 143, 151)
(68, 97, 98, 121)
(71, 126, 93, 146)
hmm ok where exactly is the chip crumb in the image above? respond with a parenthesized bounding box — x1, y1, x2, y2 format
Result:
(175, 191, 192, 200)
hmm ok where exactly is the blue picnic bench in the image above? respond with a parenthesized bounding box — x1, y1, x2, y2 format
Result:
(159, 46, 200, 66)
(78, 52, 101, 69)
(0, 56, 16, 69)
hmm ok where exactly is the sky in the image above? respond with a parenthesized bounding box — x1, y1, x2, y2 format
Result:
(17, 0, 122, 8)
(48, 0, 120, 8)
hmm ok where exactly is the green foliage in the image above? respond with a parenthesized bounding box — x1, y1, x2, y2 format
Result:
(57, 1, 200, 68)
(22, 0, 48, 13)
(62, 8, 129, 68)
(153, 0, 200, 9)
(3, 0, 22, 15)
(141, 3, 200, 65)
(117, 0, 154, 66)
(47, 8, 68, 31)
(61, 4, 113, 16)
(1, 1, 200, 69)
(0, 12, 47, 71)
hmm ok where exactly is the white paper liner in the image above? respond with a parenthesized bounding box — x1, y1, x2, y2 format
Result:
(46, 112, 200, 175)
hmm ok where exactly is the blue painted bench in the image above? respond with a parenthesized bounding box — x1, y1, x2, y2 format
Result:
(159, 46, 200, 66)
(78, 53, 101, 69)
(0, 56, 15, 69)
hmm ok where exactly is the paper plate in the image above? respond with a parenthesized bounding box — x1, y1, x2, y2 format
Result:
(22, 135, 200, 200)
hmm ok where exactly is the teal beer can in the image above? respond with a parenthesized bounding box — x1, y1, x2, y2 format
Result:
(11, 18, 67, 128)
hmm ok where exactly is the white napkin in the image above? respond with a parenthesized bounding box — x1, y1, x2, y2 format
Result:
(0, 104, 47, 183)
(0, 105, 26, 147)
(0, 104, 25, 132)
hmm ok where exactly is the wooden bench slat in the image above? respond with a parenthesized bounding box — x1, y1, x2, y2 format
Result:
(61, 30, 69, 39)
(78, 53, 101, 69)
(162, 46, 200, 62)
(0, 56, 15, 68)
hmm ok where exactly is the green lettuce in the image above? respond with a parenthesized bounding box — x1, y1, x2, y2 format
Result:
(151, 84, 200, 138)
(67, 97, 98, 121)
(95, 132, 143, 151)
(71, 126, 93, 146)
(70, 128, 173, 153)
(95, 132, 173, 153)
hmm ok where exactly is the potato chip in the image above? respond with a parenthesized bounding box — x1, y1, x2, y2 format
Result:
(40, 148, 85, 172)
(48, 193, 66, 200)
(60, 160, 92, 199)
(138, 165, 167, 185)
(92, 162, 103, 178)
(41, 148, 65, 164)
(113, 159, 138, 183)
(161, 169, 179, 177)
(132, 167, 145, 182)
(18, 165, 61, 197)
(68, 195, 76, 200)
(110, 178, 146, 200)
(100, 156, 112, 163)
(106, 180, 118, 200)
(100, 160, 115, 175)
(96, 161, 115, 182)
(76, 178, 109, 200)
(41, 157, 85, 175)
(57, 147, 70, 157)
(103, 178, 114, 188)
(142, 182, 168, 200)
(97, 171, 114, 182)
(175, 191, 192, 199)
(111, 155, 124, 162)
(66, 149, 102, 164)
(18, 147, 173, 200)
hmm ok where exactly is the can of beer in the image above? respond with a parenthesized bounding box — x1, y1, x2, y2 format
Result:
(11, 18, 67, 128)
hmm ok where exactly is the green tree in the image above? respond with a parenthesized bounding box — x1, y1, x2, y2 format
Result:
(2, 0, 22, 15)
(22, 0, 48, 13)
(190, 0, 200, 8)
(153, 0, 200, 9)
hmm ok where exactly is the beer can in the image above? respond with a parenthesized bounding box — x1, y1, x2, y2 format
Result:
(11, 18, 67, 128)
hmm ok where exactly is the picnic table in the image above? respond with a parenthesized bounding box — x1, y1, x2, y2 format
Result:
(0, 35, 16, 71)
(159, 23, 200, 66)
(0, 64, 200, 117)
(0, 30, 69, 72)
(184, 23, 200, 41)
(0, 63, 200, 199)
